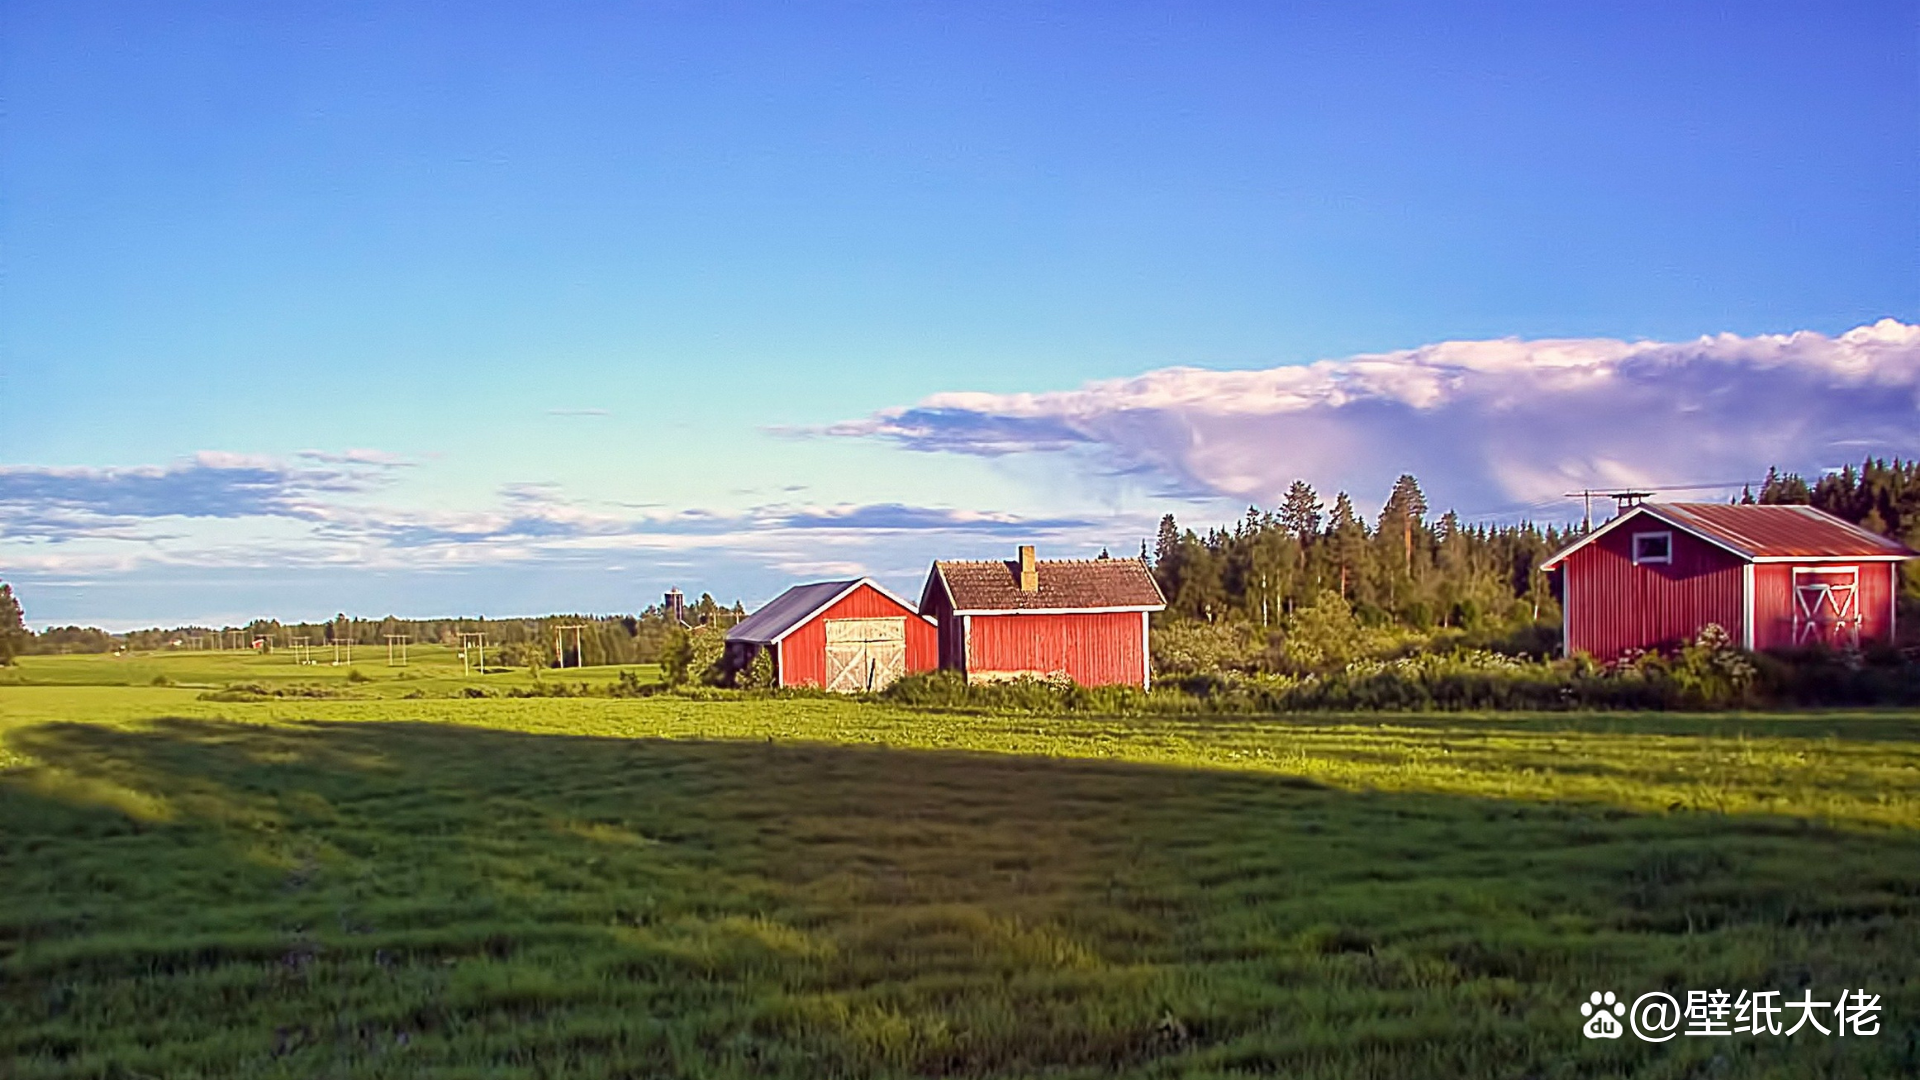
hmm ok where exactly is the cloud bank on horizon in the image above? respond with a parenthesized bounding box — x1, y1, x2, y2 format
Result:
(8, 320, 1920, 627)
(0, 450, 1131, 625)
(827, 319, 1920, 513)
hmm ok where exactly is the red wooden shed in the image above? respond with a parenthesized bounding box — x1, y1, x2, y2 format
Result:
(1542, 503, 1914, 662)
(918, 546, 1167, 688)
(724, 578, 937, 691)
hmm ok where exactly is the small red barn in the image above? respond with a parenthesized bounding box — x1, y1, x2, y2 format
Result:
(1542, 502, 1914, 662)
(919, 546, 1167, 688)
(724, 578, 937, 691)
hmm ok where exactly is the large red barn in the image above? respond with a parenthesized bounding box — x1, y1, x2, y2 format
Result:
(919, 546, 1167, 687)
(1542, 503, 1913, 662)
(724, 578, 937, 691)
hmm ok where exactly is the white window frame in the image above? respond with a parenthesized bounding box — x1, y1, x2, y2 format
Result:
(1631, 530, 1673, 565)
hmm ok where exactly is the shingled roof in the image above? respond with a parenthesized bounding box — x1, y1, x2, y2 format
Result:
(928, 556, 1166, 613)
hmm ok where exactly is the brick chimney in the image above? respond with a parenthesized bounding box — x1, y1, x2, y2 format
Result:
(1017, 545, 1038, 592)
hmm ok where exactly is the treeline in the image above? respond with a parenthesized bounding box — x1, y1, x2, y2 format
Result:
(19, 592, 748, 668)
(1148, 458, 1920, 677)
(1153, 474, 1571, 633)
(1756, 458, 1920, 590)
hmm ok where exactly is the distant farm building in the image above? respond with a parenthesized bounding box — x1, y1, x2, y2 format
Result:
(724, 578, 937, 691)
(1543, 502, 1914, 662)
(919, 546, 1167, 688)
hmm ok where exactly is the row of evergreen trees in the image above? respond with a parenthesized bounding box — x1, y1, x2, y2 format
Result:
(28, 593, 748, 666)
(1754, 459, 1920, 552)
(1151, 457, 1920, 634)
(1151, 474, 1571, 632)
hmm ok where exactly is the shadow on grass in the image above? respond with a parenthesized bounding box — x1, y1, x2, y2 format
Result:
(1135, 709, 1920, 744)
(2, 717, 1917, 1079)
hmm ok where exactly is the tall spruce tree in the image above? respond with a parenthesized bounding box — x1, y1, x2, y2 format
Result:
(1379, 474, 1429, 575)
(0, 583, 26, 665)
(1326, 493, 1369, 601)
(1277, 480, 1323, 542)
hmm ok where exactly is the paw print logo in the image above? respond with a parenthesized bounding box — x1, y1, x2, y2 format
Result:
(1581, 991, 1626, 1039)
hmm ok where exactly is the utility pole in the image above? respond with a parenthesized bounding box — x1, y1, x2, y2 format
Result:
(1561, 489, 1654, 532)
(553, 623, 587, 668)
(457, 632, 488, 676)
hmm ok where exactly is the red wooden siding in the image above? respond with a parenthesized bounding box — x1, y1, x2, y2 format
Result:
(1563, 524, 1746, 662)
(775, 583, 938, 689)
(1751, 562, 1898, 651)
(918, 584, 968, 671)
(965, 611, 1146, 687)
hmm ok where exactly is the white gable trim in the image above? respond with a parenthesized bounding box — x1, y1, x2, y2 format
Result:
(766, 578, 932, 645)
(1542, 505, 1754, 568)
(1749, 554, 1909, 563)
(950, 604, 1166, 616)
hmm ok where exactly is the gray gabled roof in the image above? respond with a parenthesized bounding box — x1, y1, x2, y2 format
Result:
(724, 578, 927, 645)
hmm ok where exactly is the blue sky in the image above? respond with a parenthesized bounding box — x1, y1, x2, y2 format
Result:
(2, 1, 1916, 628)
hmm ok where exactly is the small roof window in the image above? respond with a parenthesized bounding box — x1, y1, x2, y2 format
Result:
(1632, 531, 1673, 565)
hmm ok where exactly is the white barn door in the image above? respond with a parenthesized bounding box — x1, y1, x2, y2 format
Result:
(824, 617, 908, 693)
(1792, 567, 1860, 648)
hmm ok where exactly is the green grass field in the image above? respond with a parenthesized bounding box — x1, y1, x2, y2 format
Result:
(0, 644, 661, 699)
(3, 653, 1918, 1077)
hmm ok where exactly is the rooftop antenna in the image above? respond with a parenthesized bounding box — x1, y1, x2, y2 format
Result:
(1562, 489, 1656, 532)
(1562, 480, 1758, 532)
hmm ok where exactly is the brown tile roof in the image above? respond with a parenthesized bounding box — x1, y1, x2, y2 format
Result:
(932, 557, 1166, 612)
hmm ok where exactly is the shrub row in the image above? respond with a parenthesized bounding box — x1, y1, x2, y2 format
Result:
(878, 631, 1920, 715)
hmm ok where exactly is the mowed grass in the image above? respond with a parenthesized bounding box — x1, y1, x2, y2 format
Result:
(1, 686, 1918, 1077)
(0, 646, 661, 699)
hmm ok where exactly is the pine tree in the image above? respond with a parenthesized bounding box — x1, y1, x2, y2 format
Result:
(0, 583, 26, 665)
(1277, 480, 1323, 542)
(1152, 513, 1186, 602)
(1379, 474, 1429, 575)
(1326, 493, 1368, 601)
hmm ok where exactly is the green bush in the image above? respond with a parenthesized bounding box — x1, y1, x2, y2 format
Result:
(492, 640, 547, 672)
(661, 627, 726, 687)
(609, 669, 657, 698)
(882, 627, 1920, 715)
(1150, 618, 1265, 676)
(1269, 591, 1412, 674)
(738, 647, 776, 690)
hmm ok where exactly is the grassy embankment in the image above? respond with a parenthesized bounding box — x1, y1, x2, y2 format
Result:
(2, 652, 1917, 1078)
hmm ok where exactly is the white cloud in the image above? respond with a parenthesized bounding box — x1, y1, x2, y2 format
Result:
(825, 319, 1920, 512)
(0, 449, 1141, 618)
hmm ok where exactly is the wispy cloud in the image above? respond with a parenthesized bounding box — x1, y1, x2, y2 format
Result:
(822, 319, 1920, 509)
(0, 449, 1126, 588)
(0, 452, 393, 540)
(296, 448, 415, 466)
(545, 407, 611, 417)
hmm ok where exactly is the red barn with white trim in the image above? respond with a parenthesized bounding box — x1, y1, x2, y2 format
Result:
(1542, 503, 1914, 662)
(919, 546, 1167, 687)
(724, 578, 938, 691)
